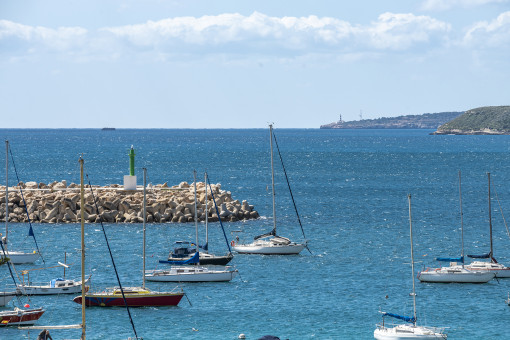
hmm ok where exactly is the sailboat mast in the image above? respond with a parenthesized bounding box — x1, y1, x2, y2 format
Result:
(4, 140, 8, 251)
(408, 194, 417, 326)
(459, 170, 464, 265)
(269, 124, 277, 233)
(79, 157, 86, 340)
(143, 168, 147, 289)
(205, 172, 209, 253)
(194, 170, 199, 253)
(488, 172, 493, 262)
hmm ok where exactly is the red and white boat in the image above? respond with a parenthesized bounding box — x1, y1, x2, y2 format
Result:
(74, 168, 185, 307)
(73, 286, 184, 307)
(0, 307, 45, 326)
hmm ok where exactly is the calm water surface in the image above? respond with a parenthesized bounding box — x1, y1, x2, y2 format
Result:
(1, 129, 510, 339)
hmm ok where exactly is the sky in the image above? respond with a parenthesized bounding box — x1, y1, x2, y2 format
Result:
(1, 0, 509, 128)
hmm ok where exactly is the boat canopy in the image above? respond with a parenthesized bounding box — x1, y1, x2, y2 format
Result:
(436, 256, 464, 263)
(254, 228, 276, 240)
(382, 312, 416, 323)
(50, 278, 65, 287)
(159, 251, 199, 265)
(171, 242, 207, 257)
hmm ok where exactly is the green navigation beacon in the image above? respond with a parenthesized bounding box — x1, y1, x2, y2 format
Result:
(129, 146, 136, 176)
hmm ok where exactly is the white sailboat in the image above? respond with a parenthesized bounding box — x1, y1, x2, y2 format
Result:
(1, 141, 39, 265)
(161, 172, 234, 265)
(463, 172, 510, 278)
(418, 171, 495, 284)
(374, 194, 447, 340)
(232, 124, 307, 255)
(145, 170, 238, 283)
(16, 255, 90, 295)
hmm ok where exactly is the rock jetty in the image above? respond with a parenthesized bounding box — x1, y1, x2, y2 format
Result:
(0, 181, 259, 224)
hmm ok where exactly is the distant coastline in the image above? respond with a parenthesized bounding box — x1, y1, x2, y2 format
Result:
(320, 111, 463, 129)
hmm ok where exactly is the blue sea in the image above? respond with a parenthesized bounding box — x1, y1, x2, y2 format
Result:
(2, 128, 510, 339)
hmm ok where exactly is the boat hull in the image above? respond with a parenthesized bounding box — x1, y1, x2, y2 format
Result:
(146, 268, 238, 282)
(232, 243, 305, 255)
(1, 250, 39, 264)
(374, 324, 447, 339)
(16, 283, 88, 295)
(73, 291, 184, 307)
(164, 253, 233, 265)
(418, 269, 494, 283)
(0, 308, 45, 327)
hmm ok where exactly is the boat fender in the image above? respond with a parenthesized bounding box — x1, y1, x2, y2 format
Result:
(231, 240, 235, 246)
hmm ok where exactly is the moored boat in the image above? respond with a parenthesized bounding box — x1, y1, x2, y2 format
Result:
(17, 277, 90, 295)
(145, 265, 238, 282)
(73, 167, 185, 307)
(232, 124, 308, 255)
(374, 195, 447, 339)
(417, 266, 495, 283)
(462, 173, 510, 278)
(73, 286, 184, 307)
(2, 141, 40, 264)
(0, 307, 45, 327)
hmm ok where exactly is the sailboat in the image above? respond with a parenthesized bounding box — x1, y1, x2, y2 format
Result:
(16, 254, 90, 295)
(73, 167, 184, 307)
(463, 172, 510, 278)
(374, 194, 447, 340)
(1, 140, 40, 264)
(19, 158, 88, 336)
(160, 172, 233, 265)
(232, 124, 307, 255)
(417, 171, 495, 284)
(0, 223, 44, 327)
(145, 170, 238, 282)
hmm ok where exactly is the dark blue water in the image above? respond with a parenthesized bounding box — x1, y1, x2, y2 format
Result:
(2, 129, 510, 339)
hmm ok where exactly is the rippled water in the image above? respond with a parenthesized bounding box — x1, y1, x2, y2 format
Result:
(1, 129, 510, 339)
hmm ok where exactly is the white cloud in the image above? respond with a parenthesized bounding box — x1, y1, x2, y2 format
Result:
(0, 12, 452, 60)
(363, 12, 451, 50)
(0, 20, 87, 51)
(101, 12, 356, 49)
(463, 11, 510, 47)
(420, 0, 509, 11)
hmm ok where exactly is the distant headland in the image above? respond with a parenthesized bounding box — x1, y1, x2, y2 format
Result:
(320, 111, 463, 129)
(432, 106, 510, 135)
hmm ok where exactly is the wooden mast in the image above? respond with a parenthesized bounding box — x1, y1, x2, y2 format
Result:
(79, 157, 86, 340)
(143, 168, 147, 289)
(4, 141, 8, 251)
(194, 170, 199, 254)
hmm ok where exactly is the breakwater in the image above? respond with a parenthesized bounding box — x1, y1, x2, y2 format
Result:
(0, 181, 259, 224)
